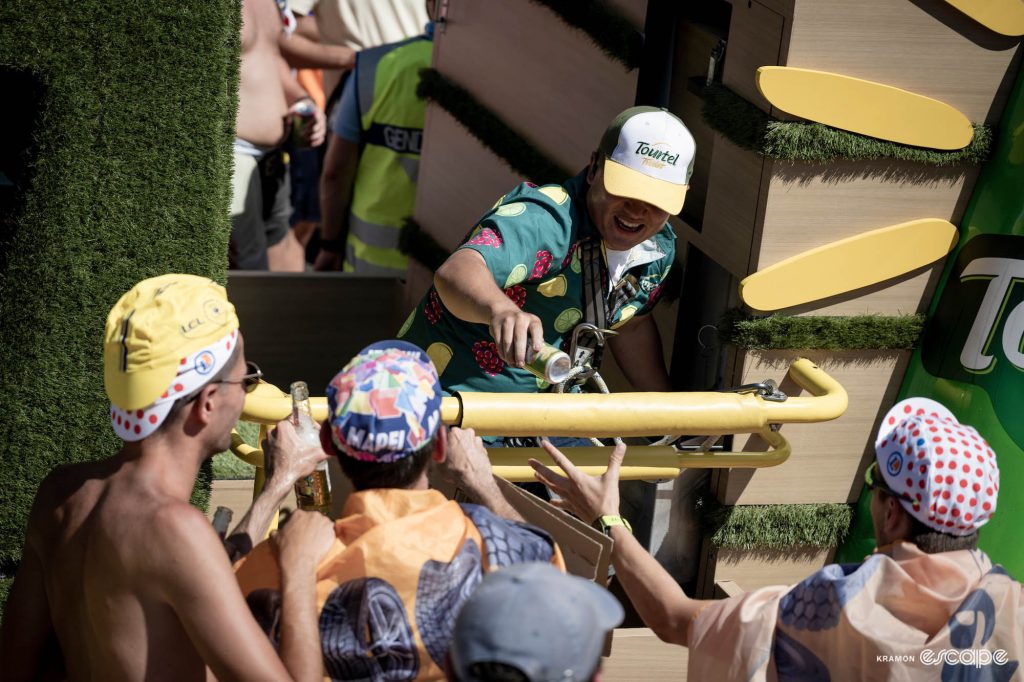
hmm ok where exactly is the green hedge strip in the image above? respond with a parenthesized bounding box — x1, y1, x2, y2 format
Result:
(702, 83, 991, 165)
(697, 496, 853, 550)
(0, 0, 239, 571)
(527, 0, 642, 70)
(417, 68, 571, 185)
(719, 311, 925, 350)
(400, 218, 451, 272)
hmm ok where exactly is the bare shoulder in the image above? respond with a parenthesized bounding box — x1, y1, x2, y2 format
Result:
(26, 461, 109, 538)
(143, 500, 226, 569)
(133, 498, 220, 557)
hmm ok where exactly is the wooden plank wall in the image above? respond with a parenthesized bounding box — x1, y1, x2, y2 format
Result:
(689, 0, 1021, 589)
(409, 0, 648, 310)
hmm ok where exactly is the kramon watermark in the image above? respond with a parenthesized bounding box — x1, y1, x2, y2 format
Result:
(876, 650, 1010, 667)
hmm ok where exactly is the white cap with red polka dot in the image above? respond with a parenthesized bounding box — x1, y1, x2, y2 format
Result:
(874, 397, 1000, 536)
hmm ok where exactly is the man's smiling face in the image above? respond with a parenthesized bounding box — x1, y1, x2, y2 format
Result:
(585, 156, 670, 251)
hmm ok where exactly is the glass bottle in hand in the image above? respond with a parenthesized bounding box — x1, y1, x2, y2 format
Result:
(290, 381, 331, 515)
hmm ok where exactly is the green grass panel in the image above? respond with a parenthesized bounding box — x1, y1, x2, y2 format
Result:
(0, 1, 240, 570)
(0, 576, 12, 614)
(698, 497, 854, 550)
(719, 311, 925, 351)
(527, 0, 642, 70)
(417, 68, 571, 185)
(702, 83, 991, 165)
(400, 218, 451, 272)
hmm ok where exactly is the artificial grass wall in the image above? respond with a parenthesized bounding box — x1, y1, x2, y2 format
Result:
(719, 311, 926, 350)
(697, 495, 853, 551)
(0, 1, 240, 576)
(417, 68, 571, 185)
(702, 83, 992, 166)
(527, 0, 642, 70)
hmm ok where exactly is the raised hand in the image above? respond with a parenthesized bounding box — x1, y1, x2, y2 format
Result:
(528, 440, 626, 524)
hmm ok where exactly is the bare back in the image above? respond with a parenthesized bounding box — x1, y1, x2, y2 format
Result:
(237, 0, 291, 146)
(27, 460, 208, 680)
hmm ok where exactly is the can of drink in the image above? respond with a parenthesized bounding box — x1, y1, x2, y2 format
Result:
(212, 506, 233, 539)
(290, 100, 316, 148)
(524, 344, 572, 384)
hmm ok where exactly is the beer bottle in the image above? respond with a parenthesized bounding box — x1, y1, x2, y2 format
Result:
(290, 381, 332, 515)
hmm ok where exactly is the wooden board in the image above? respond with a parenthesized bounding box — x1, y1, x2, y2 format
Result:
(602, 628, 689, 681)
(704, 546, 833, 593)
(694, 134, 768, 278)
(432, 0, 642, 176)
(785, 0, 1020, 125)
(723, 350, 911, 505)
(757, 66, 974, 150)
(941, 0, 1024, 37)
(753, 158, 977, 316)
(494, 477, 613, 583)
(721, 0, 789, 114)
(740, 218, 958, 312)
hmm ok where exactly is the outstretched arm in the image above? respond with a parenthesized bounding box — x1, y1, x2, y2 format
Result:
(279, 20, 354, 72)
(529, 441, 712, 646)
(160, 505, 333, 682)
(435, 250, 544, 367)
(273, 510, 336, 682)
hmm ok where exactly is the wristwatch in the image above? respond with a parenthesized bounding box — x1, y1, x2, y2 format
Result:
(319, 237, 346, 254)
(593, 515, 632, 536)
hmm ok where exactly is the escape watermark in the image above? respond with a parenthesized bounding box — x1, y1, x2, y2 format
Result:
(876, 650, 1010, 668)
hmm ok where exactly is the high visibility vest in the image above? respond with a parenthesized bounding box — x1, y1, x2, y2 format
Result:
(346, 36, 432, 275)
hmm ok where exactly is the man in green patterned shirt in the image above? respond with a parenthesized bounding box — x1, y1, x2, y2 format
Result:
(401, 107, 695, 397)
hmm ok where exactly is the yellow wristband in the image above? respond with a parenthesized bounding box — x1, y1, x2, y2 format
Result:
(594, 515, 632, 536)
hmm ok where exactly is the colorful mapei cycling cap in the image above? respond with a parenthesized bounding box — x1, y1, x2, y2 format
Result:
(104, 274, 240, 441)
(326, 340, 442, 463)
(874, 397, 999, 536)
(598, 106, 696, 215)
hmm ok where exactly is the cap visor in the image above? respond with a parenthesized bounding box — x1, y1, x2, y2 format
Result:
(603, 158, 687, 215)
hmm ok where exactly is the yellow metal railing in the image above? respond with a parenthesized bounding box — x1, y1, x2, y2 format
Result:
(231, 358, 846, 485)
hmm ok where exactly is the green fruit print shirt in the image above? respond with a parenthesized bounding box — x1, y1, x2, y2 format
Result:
(399, 170, 675, 395)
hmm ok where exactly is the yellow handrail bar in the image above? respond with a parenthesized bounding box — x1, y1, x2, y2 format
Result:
(230, 358, 843, 482)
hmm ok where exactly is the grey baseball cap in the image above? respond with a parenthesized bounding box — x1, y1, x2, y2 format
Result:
(449, 562, 624, 682)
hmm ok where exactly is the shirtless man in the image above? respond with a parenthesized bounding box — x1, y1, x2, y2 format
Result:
(232, 0, 328, 271)
(0, 274, 334, 681)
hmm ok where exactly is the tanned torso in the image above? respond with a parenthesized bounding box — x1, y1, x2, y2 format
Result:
(237, 0, 291, 147)
(28, 458, 210, 681)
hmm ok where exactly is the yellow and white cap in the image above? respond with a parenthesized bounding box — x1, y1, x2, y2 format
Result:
(598, 106, 695, 215)
(104, 274, 240, 416)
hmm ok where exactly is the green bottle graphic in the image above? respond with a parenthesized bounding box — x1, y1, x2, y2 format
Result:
(836, 68, 1024, 575)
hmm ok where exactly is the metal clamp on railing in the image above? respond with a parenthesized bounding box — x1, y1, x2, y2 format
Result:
(231, 358, 847, 483)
